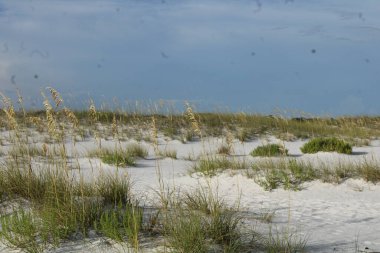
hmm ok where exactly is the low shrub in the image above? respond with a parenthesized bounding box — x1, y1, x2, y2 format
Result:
(250, 144, 288, 157)
(301, 137, 352, 154)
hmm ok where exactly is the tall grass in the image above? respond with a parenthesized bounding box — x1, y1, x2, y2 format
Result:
(6, 105, 380, 142)
(160, 186, 248, 253)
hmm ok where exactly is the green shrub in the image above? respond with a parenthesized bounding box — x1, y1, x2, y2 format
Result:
(300, 137, 352, 154)
(250, 144, 288, 157)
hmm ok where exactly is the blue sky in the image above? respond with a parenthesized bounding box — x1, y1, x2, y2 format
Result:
(0, 0, 379, 115)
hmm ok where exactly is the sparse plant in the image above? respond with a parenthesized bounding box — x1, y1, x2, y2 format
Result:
(236, 128, 250, 142)
(263, 227, 308, 253)
(0, 209, 44, 253)
(159, 148, 177, 159)
(217, 144, 232, 155)
(126, 143, 148, 158)
(192, 157, 247, 176)
(357, 159, 380, 183)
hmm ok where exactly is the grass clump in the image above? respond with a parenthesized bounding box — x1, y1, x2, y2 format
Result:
(263, 227, 308, 253)
(158, 148, 177, 159)
(249, 159, 316, 191)
(0, 160, 141, 251)
(250, 157, 380, 190)
(164, 210, 209, 253)
(356, 160, 380, 183)
(89, 144, 148, 167)
(101, 149, 135, 167)
(192, 157, 247, 176)
(162, 187, 245, 253)
(90, 148, 135, 167)
(301, 137, 352, 154)
(96, 203, 143, 248)
(250, 144, 288, 157)
(0, 209, 44, 253)
(125, 143, 148, 158)
(217, 144, 233, 155)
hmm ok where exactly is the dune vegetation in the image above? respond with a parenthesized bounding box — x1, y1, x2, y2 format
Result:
(0, 88, 379, 252)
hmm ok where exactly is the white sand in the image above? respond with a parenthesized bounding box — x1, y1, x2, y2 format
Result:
(1, 133, 380, 252)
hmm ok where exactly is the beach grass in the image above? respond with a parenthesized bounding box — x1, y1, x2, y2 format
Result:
(1, 88, 380, 252)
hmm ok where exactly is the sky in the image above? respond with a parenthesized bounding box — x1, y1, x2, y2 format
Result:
(0, 0, 379, 115)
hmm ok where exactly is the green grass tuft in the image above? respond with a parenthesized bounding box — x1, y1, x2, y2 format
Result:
(301, 137, 352, 154)
(192, 157, 247, 176)
(90, 148, 135, 167)
(250, 144, 288, 157)
(125, 143, 148, 158)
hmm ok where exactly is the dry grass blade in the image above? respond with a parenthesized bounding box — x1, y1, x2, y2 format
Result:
(47, 87, 63, 108)
(185, 103, 202, 137)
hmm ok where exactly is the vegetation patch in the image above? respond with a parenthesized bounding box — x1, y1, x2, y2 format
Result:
(217, 144, 233, 155)
(98, 148, 135, 167)
(261, 227, 308, 253)
(249, 158, 380, 190)
(250, 144, 288, 157)
(301, 137, 352, 154)
(162, 187, 246, 253)
(249, 159, 316, 191)
(0, 159, 141, 252)
(192, 157, 247, 176)
(158, 148, 177, 159)
(125, 143, 148, 158)
(89, 145, 148, 167)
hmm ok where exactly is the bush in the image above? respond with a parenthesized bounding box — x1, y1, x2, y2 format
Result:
(300, 137, 352, 154)
(250, 144, 288, 157)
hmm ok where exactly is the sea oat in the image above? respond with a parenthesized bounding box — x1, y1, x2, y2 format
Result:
(89, 100, 98, 123)
(151, 116, 158, 151)
(0, 93, 18, 130)
(47, 87, 63, 108)
(63, 107, 79, 127)
(185, 103, 201, 137)
(42, 92, 58, 139)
